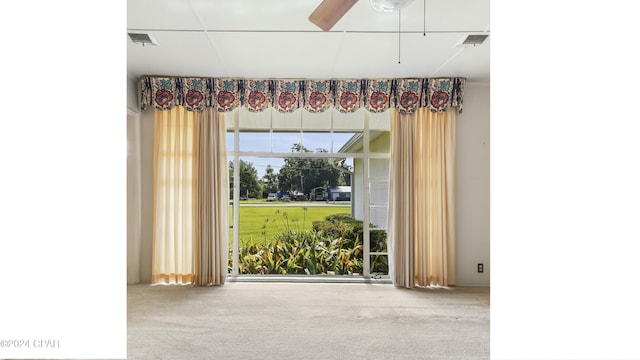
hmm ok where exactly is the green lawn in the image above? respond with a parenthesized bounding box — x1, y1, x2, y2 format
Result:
(229, 204, 351, 248)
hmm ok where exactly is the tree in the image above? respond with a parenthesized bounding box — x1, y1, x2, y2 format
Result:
(277, 143, 350, 194)
(229, 160, 262, 199)
(333, 158, 352, 186)
(261, 164, 279, 194)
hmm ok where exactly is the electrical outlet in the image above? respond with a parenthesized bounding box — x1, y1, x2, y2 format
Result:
(477, 263, 483, 273)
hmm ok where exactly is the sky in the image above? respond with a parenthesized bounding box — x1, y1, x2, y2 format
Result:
(226, 131, 356, 178)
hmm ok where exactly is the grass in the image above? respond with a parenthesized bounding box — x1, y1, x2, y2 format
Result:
(229, 204, 351, 248)
(230, 198, 268, 205)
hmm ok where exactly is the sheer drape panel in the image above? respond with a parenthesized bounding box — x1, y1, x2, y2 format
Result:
(389, 110, 416, 287)
(152, 106, 195, 284)
(192, 109, 229, 286)
(389, 108, 456, 288)
(415, 109, 456, 286)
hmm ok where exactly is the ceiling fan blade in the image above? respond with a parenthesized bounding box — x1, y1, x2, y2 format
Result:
(309, 0, 358, 31)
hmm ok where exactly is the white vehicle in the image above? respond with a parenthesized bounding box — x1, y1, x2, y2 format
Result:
(267, 193, 277, 201)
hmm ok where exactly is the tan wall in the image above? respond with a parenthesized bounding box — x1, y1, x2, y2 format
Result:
(455, 83, 490, 285)
(127, 76, 143, 284)
(127, 75, 154, 283)
(138, 109, 154, 283)
(127, 109, 142, 284)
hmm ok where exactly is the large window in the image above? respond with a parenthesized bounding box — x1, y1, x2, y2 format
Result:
(226, 107, 390, 278)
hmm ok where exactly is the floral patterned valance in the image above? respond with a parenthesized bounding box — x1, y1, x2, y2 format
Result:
(140, 76, 465, 114)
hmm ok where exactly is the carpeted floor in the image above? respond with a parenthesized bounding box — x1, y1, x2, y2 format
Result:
(127, 282, 489, 360)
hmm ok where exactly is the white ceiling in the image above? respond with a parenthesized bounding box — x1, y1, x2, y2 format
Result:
(127, 0, 489, 82)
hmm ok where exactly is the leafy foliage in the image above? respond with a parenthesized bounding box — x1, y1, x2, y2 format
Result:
(312, 214, 387, 253)
(229, 159, 262, 198)
(277, 143, 350, 194)
(261, 164, 279, 194)
(313, 214, 388, 275)
(232, 211, 388, 275)
(233, 210, 363, 275)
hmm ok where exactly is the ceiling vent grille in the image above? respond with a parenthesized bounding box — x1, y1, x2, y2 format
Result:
(458, 34, 488, 47)
(128, 32, 158, 46)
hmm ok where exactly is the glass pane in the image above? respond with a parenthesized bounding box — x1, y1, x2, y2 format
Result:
(369, 159, 390, 178)
(227, 155, 235, 196)
(272, 108, 302, 129)
(243, 156, 284, 196)
(239, 131, 269, 152)
(327, 184, 352, 202)
(369, 131, 390, 153)
(232, 164, 359, 275)
(333, 132, 358, 152)
(333, 108, 364, 130)
(370, 254, 389, 275)
(370, 229, 388, 252)
(302, 132, 332, 152)
(226, 131, 234, 152)
(369, 110, 390, 130)
(370, 206, 388, 229)
(337, 157, 354, 188)
(369, 183, 389, 205)
(272, 131, 301, 153)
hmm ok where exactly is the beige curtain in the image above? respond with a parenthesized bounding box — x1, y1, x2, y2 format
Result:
(192, 109, 229, 286)
(389, 108, 456, 288)
(152, 106, 229, 285)
(152, 106, 195, 284)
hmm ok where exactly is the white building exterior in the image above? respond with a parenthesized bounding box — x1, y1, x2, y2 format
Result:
(338, 131, 390, 229)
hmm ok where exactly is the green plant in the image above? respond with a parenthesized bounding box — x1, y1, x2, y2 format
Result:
(312, 214, 387, 252)
(231, 211, 387, 276)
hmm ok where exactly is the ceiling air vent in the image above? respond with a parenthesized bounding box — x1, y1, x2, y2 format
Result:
(128, 32, 158, 46)
(458, 34, 488, 47)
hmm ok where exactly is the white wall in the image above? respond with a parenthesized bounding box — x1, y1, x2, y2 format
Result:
(455, 82, 490, 285)
(352, 133, 390, 227)
(127, 81, 490, 285)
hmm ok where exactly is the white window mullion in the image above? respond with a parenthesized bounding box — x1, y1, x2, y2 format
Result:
(363, 111, 371, 278)
(232, 109, 240, 276)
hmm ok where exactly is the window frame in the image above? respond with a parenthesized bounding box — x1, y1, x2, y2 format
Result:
(226, 107, 390, 279)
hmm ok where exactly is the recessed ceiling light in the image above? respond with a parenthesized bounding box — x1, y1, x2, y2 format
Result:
(458, 34, 489, 47)
(128, 32, 158, 46)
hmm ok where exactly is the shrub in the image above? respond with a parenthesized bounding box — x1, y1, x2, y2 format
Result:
(312, 214, 387, 252)
(231, 211, 386, 275)
(234, 229, 363, 275)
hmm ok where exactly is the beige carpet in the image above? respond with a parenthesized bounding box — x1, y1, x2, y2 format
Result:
(127, 282, 489, 360)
